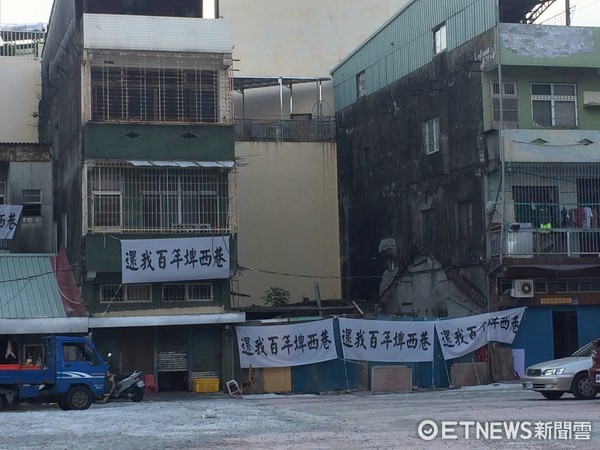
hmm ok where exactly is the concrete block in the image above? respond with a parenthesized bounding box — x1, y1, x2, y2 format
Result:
(371, 365, 412, 392)
(451, 362, 488, 388)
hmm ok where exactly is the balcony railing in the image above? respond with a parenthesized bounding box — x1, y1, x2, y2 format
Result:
(234, 118, 336, 142)
(490, 228, 600, 258)
(0, 31, 45, 57)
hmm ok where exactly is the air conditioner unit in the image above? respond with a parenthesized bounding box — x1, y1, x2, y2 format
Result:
(512, 279, 534, 298)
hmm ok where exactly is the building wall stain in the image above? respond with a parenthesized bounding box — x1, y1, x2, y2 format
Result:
(336, 33, 495, 316)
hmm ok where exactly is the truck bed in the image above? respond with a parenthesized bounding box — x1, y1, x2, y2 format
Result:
(0, 365, 52, 385)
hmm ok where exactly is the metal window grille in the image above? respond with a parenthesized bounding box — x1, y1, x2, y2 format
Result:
(423, 117, 439, 154)
(163, 283, 213, 302)
(100, 284, 152, 303)
(492, 81, 519, 124)
(488, 162, 600, 257)
(87, 164, 231, 233)
(531, 83, 577, 129)
(91, 64, 219, 123)
(556, 278, 600, 293)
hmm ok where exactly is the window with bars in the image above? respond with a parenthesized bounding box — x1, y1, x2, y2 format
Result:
(163, 283, 213, 302)
(531, 82, 577, 129)
(492, 81, 519, 126)
(100, 284, 152, 303)
(87, 165, 230, 233)
(91, 66, 218, 123)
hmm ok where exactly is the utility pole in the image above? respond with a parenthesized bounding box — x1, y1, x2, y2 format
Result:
(565, 0, 571, 26)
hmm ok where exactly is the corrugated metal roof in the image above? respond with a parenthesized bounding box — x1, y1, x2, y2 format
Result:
(0, 254, 66, 319)
(233, 76, 330, 92)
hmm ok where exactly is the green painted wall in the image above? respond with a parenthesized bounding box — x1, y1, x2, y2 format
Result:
(84, 123, 235, 160)
(482, 66, 600, 130)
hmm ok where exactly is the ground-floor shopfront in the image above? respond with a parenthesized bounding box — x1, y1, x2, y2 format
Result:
(89, 313, 244, 392)
(511, 304, 600, 369)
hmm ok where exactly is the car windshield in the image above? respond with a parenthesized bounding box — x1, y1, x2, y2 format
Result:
(571, 341, 596, 357)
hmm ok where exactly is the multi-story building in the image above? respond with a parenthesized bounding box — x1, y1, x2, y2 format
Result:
(218, 0, 409, 306)
(0, 25, 90, 367)
(332, 0, 600, 370)
(40, 1, 243, 390)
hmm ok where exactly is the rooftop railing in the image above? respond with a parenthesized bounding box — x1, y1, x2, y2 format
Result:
(234, 117, 336, 142)
(0, 31, 45, 57)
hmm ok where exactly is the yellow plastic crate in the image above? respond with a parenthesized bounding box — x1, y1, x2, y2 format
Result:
(193, 377, 219, 393)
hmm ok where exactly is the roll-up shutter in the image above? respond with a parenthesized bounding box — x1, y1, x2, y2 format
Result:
(190, 324, 221, 374)
(157, 326, 188, 372)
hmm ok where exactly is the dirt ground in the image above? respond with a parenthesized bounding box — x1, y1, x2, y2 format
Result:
(1, 383, 599, 449)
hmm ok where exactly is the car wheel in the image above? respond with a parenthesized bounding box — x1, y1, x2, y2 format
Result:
(541, 391, 563, 400)
(571, 372, 597, 400)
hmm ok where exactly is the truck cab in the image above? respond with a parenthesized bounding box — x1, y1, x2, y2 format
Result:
(0, 335, 109, 410)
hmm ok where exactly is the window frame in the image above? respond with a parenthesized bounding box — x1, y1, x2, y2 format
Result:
(100, 284, 152, 304)
(163, 282, 213, 303)
(356, 70, 366, 99)
(530, 82, 578, 129)
(456, 201, 473, 239)
(491, 81, 519, 125)
(433, 23, 447, 55)
(91, 65, 218, 123)
(422, 116, 440, 155)
(22, 188, 42, 217)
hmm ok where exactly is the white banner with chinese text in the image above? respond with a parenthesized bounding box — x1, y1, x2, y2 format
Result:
(435, 307, 526, 360)
(236, 319, 337, 368)
(0, 205, 22, 239)
(338, 318, 435, 363)
(121, 236, 230, 283)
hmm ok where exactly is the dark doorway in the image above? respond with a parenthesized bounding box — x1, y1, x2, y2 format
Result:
(552, 311, 579, 358)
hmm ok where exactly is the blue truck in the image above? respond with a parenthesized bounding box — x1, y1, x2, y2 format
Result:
(0, 335, 109, 410)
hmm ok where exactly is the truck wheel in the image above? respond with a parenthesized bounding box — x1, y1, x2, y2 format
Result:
(131, 386, 144, 402)
(66, 386, 93, 410)
(58, 399, 70, 410)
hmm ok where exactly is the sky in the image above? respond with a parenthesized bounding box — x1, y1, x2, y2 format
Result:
(0, 0, 599, 26)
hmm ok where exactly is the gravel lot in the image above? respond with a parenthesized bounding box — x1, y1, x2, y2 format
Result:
(1, 383, 599, 449)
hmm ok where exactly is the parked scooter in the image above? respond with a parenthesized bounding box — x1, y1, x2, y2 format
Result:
(101, 353, 145, 403)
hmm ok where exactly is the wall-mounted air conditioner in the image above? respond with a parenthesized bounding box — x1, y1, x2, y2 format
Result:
(511, 279, 534, 298)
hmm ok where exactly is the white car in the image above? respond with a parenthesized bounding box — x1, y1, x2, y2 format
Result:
(522, 341, 597, 400)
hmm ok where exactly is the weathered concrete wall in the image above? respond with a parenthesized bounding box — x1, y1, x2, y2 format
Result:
(336, 32, 494, 307)
(40, 0, 83, 267)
